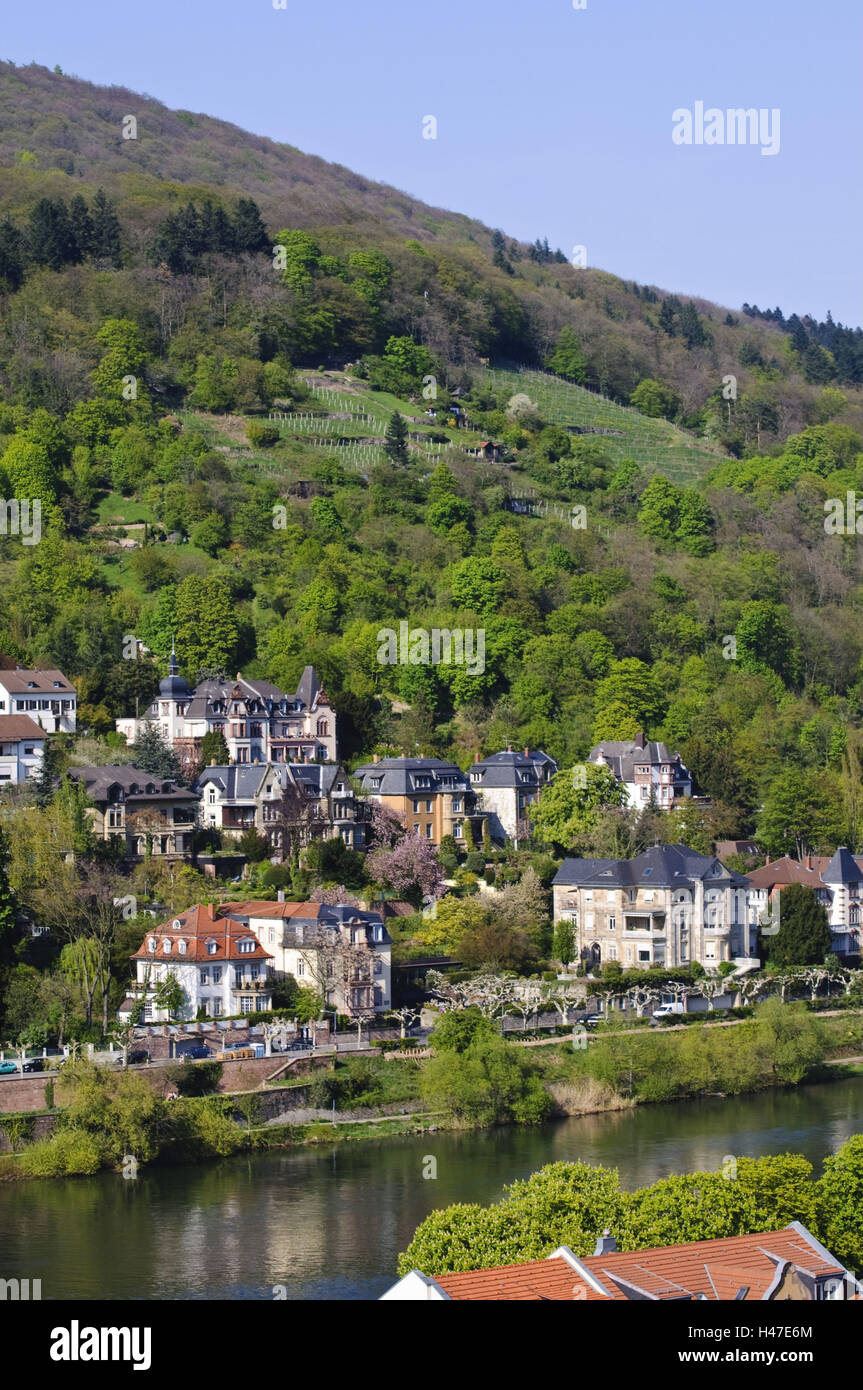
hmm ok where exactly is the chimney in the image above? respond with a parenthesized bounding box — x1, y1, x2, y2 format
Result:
(766, 853, 771, 865)
(506, 744, 512, 753)
(635, 730, 646, 750)
(277, 889, 285, 903)
(205, 902, 216, 922)
(474, 751, 480, 764)
(593, 1230, 617, 1255)
(372, 753, 379, 764)
(524, 747, 530, 758)
(806, 854, 812, 870)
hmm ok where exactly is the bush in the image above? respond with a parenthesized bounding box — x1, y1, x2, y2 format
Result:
(20, 1128, 103, 1177)
(164, 1059, 223, 1097)
(245, 421, 280, 448)
(465, 852, 486, 875)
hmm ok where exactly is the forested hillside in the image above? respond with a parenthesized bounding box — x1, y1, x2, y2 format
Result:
(0, 61, 863, 859)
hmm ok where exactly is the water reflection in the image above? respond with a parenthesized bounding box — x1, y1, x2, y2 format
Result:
(2, 1077, 861, 1301)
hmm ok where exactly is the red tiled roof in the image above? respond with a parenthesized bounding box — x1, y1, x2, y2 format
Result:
(130, 903, 272, 963)
(432, 1228, 844, 1301)
(435, 1258, 603, 1302)
(746, 856, 826, 889)
(223, 900, 324, 920)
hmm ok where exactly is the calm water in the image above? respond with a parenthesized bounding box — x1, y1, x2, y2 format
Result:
(1, 1077, 862, 1301)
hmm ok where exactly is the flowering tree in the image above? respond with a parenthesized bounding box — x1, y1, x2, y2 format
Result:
(367, 834, 445, 905)
(311, 885, 361, 907)
(367, 802, 408, 850)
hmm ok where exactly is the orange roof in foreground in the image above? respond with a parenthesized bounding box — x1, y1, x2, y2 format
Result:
(130, 903, 272, 963)
(434, 1227, 844, 1302)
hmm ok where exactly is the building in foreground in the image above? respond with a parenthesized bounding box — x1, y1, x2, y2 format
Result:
(228, 899, 392, 1017)
(383, 1223, 860, 1301)
(122, 903, 274, 1022)
(588, 731, 692, 810)
(552, 842, 755, 971)
(353, 756, 477, 846)
(468, 747, 557, 845)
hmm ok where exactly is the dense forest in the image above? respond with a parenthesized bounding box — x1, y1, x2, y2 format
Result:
(0, 60, 862, 876)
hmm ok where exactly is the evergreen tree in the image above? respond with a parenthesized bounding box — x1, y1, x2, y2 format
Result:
(68, 194, 94, 260)
(232, 197, 269, 253)
(384, 411, 409, 464)
(0, 218, 25, 293)
(27, 197, 77, 269)
(764, 883, 832, 966)
(198, 729, 230, 772)
(658, 296, 679, 336)
(130, 720, 183, 781)
(90, 189, 122, 266)
(679, 300, 707, 349)
(30, 736, 61, 809)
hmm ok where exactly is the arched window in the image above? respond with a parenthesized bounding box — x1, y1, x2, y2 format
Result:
(317, 719, 328, 736)
(162, 939, 172, 954)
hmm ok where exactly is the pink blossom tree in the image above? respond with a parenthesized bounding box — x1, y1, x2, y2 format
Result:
(367, 834, 445, 905)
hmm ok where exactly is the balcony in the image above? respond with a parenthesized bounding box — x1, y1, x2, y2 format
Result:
(624, 913, 666, 933)
(230, 978, 271, 994)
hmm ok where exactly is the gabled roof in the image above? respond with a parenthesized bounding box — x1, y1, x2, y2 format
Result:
(408, 1224, 850, 1302)
(589, 737, 690, 784)
(0, 714, 48, 741)
(0, 667, 75, 694)
(471, 748, 557, 788)
(745, 855, 833, 890)
(223, 900, 391, 947)
(68, 764, 198, 801)
(553, 843, 748, 889)
(130, 903, 273, 963)
(353, 756, 470, 796)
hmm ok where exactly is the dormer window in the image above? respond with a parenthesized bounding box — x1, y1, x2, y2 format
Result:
(206, 940, 218, 955)
(148, 937, 157, 953)
(162, 939, 172, 954)
(177, 940, 187, 954)
(237, 939, 256, 954)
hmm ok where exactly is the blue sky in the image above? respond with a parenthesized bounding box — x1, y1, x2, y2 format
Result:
(6, 0, 862, 324)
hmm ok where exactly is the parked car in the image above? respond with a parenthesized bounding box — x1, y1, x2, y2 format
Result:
(21, 1058, 44, 1073)
(286, 1038, 313, 1051)
(0, 1061, 18, 1075)
(182, 1045, 211, 1060)
(651, 1003, 686, 1022)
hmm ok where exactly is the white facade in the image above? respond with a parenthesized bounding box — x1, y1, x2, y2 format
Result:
(0, 716, 46, 785)
(0, 667, 76, 733)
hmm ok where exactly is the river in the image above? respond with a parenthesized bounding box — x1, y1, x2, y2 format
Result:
(1, 1076, 861, 1300)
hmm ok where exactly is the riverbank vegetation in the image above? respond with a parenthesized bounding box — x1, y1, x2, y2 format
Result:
(2, 1002, 861, 1181)
(399, 1139, 863, 1277)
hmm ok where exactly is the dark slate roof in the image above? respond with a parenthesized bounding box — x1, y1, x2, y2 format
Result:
(194, 762, 346, 799)
(68, 764, 198, 800)
(553, 843, 748, 889)
(470, 748, 557, 788)
(354, 756, 470, 796)
(194, 765, 269, 798)
(822, 846, 863, 885)
(150, 667, 327, 719)
(589, 739, 690, 783)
